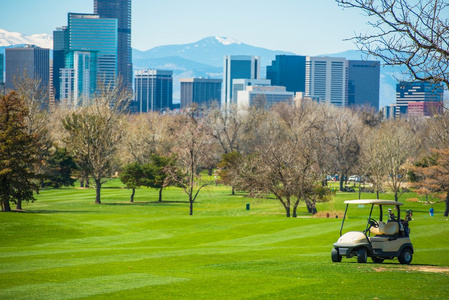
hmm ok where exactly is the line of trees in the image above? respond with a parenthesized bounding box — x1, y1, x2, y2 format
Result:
(3, 82, 449, 216)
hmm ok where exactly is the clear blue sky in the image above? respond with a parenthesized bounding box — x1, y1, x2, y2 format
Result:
(0, 0, 372, 55)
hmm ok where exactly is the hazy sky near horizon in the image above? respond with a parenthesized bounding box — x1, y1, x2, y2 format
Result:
(0, 0, 373, 55)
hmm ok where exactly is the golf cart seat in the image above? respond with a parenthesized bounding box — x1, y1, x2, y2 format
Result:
(370, 221, 399, 236)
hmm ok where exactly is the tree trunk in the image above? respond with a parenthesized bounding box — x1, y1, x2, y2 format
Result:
(158, 188, 163, 202)
(445, 191, 449, 217)
(292, 201, 300, 218)
(1, 198, 11, 212)
(189, 199, 193, 216)
(376, 190, 379, 200)
(284, 203, 291, 217)
(130, 188, 135, 203)
(306, 200, 317, 215)
(358, 188, 361, 199)
(80, 178, 84, 188)
(95, 178, 101, 204)
(16, 199, 22, 210)
(339, 175, 344, 191)
(231, 185, 235, 195)
(306, 201, 312, 213)
(394, 191, 398, 202)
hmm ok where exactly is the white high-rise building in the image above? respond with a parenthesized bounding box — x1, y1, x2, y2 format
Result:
(232, 79, 271, 103)
(222, 55, 260, 107)
(305, 56, 348, 108)
(237, 85, 294, 109)
(60, 68, 75, 105)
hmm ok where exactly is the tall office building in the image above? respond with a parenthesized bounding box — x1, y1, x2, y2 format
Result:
(67, 13, 117, 85)
(222, 55, 260, 107)
(347, 60, 380, 111)
(134, 69, 173, 113)
(0, 53, 4, 95)
(396, 81, 444, 117)
(266, 55, 306, 93)
(305, 56, 347, 108)
(94, 0, 132, 89)
(0, 53, 4, 83)
(180, 78, 222, 109)
(60, 50, 98, 107)
(5, 45, 50, 91)
(53, 26, 68, 101)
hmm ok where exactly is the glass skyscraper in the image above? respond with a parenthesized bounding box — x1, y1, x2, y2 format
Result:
(68, 13, 117, 86)
(347, 60, 380, 111)
(222, 55, 260, 107)
(60, 50, 98, 107)
(0, 53, 4, 84)
(94, 0, 132, 90)
(53, 26, 68, 101)
(267, 55, 306, 94)
(134, 70, 173, 113)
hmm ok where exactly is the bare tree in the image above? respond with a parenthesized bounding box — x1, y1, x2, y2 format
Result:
(204, 103, 245, 154)
(167, 112, 213, 215)
(337, 0, 449, 88)
(362, 128, 386, 199)
(120, 112, 160, 165)
(325, 106, 363, 191)
(426, 111, 449, 150)
(378, 120, 417, 201)
(235, 103, 325, 217)
(62, 79, 131, 204)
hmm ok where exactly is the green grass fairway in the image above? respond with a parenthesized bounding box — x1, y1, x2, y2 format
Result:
(1, 181, 449, 299)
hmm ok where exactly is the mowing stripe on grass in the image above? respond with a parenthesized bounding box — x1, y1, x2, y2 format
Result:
(0, 273, 187, 300)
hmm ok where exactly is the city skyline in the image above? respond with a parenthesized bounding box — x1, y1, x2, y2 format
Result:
(0, 0, 372, 56)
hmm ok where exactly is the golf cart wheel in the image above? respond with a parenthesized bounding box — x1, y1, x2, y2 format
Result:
(357, 248, 367, 263)
(331, 248, 342, 262)
(371, 257, 384, 264)
(398, 248, 413, 265)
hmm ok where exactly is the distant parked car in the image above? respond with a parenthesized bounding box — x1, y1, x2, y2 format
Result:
(348, 175, 360, 182)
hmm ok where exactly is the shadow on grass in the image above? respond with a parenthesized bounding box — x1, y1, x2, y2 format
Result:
(17, 210, 95, 214)
(101, 201, 190, 206)
(345, 261, 439, 267)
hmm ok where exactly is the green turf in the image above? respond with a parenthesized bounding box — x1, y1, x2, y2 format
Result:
(1, 180, 448, 299)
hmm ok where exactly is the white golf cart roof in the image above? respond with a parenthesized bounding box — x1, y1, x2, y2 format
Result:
(344, 199, 403, 206)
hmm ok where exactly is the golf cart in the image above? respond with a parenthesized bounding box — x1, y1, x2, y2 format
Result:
(332, 200, 413, 264)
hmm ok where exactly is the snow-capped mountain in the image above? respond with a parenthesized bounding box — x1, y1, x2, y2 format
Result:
(214, 37, 242, 46)
(0, 28, 400, 106)
(0, 29, 53, 49)
(133, 36, 295, 68)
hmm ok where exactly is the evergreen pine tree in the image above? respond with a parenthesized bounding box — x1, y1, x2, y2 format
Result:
(0, 92, 39, 212)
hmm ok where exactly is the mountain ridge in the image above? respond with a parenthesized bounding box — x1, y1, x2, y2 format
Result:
(133, 36, 296, 67)
(0, 28, 52, 48)
(0, 28, 398, 106)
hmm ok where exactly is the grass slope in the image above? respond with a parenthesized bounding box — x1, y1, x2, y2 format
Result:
(1, 180, 448, 299)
